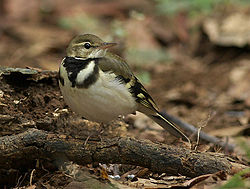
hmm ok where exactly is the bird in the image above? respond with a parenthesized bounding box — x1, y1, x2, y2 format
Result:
(59, 34, 189, 142)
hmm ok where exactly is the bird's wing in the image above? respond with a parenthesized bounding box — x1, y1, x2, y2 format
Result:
(98, 52, 133, 80)
(97, 52, 159, 111)
(127, 76, 159, 111)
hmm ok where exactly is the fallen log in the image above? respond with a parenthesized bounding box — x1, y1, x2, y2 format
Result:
(0, 128, 233, 178)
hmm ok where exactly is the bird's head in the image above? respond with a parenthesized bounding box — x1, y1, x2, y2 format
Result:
(66, 34, 116, 59)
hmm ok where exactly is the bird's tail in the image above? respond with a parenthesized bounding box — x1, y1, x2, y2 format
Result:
(148, 112, 190, 142)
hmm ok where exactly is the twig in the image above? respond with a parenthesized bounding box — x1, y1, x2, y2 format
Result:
(160, 111, 235, 152)
(194, 110, 215, 151)
(194, 126, 202, 151)
(29, 169, 35, 186)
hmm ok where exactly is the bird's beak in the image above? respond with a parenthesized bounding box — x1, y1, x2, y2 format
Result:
(98, 42, 117, 49)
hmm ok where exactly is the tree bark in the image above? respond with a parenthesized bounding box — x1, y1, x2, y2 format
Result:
(0, 128, 232, 178)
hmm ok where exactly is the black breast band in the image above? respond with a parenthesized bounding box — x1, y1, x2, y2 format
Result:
(62, 57, 99, 88)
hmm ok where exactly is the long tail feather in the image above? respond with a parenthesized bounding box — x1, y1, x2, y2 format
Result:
(148, 112, 190, 142)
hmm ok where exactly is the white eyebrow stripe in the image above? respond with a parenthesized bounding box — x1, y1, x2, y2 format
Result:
(73, 42, 89, 46)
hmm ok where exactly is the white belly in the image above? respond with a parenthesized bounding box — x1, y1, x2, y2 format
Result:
(59, 68, 137, 123)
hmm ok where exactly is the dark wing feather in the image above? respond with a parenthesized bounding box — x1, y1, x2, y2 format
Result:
(128, 76, 159, 111)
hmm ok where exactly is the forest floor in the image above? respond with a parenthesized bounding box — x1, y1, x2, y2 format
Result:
(0, 0, 249, 188)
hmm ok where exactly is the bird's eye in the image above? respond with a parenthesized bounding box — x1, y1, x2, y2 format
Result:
(84, 42, 91, 49)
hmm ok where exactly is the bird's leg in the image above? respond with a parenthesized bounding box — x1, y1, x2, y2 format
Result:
(84, 134, 91, 146)
(84, 123, 105, 145)
(84, 122, 107, 145)
(97, 123, 106, 142)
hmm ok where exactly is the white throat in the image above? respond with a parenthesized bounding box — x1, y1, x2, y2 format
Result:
(88, 49, 107, 58)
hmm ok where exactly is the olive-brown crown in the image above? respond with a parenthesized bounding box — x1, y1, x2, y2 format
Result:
(66, 34, 105, 58)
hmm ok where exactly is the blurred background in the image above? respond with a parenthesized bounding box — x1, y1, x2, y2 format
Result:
(0, 0, 249, 69)
(0, 0, 250, 187)
(0, 0, 250, 143)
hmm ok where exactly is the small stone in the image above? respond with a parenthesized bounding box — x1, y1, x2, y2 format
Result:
(13, 100, 20, 104)
(0, 90, 4, 98)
